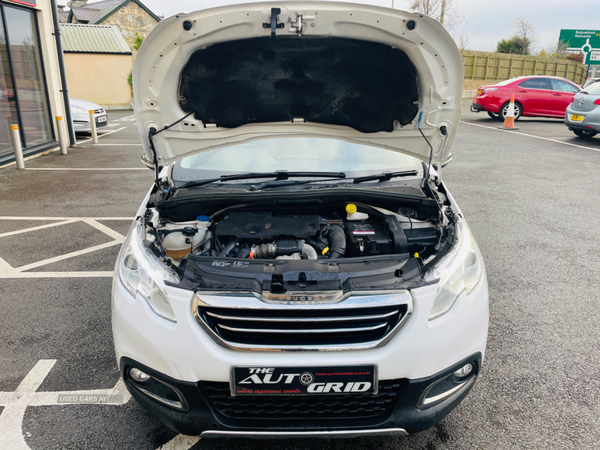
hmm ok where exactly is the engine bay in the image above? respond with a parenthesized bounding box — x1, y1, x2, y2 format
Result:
(140, 193, 453, 271)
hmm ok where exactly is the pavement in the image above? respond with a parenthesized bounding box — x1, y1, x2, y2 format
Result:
(0, 108, 599, 449)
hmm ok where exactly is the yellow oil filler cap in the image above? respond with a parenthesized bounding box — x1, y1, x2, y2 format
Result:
(346, 203, 357, 214)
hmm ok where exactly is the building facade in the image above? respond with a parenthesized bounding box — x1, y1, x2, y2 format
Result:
(0, 0, 67, 165)
(61, 0, 160, 51)
(61, 23, 132, 107)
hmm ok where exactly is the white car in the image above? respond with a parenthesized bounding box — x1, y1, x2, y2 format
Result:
(112, 1, 489, 438)
(70, 98, 108, 133)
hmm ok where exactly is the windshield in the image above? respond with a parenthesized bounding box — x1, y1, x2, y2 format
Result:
(583, 81, 600, 95)
(172, 137, 422, 182)
(494, 77, 518, 86)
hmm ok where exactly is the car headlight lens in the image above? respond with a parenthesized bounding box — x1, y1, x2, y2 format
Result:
(425, 221, 483, 320)
(71, 107, 88, 114)
(118, 223, 179, 322)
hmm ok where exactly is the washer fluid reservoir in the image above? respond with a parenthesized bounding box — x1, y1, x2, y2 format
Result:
(161, 215, 210, 259)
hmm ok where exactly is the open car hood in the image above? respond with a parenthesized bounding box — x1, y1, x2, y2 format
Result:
(133, 1, 463, 175)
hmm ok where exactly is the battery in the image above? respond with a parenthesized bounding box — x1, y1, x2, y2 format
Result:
(344, 222, 393, 257)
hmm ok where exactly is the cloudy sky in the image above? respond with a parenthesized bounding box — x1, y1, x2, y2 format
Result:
(104, 0, 599, 53)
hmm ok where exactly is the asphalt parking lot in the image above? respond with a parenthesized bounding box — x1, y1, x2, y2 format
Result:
(0, 106, 599, 450)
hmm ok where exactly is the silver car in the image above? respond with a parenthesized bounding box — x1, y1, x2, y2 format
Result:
(70, 98, 109, 133)
(565, 81, 600, 139)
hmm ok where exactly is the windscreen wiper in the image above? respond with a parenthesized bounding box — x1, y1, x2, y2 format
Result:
(174, 171, 346, 191)
(249, 178, 348, 191)
(352, 170, 419, 184)
(252, 170, 419, 190)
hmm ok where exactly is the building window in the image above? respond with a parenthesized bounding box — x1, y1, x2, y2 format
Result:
(0, 2, 54, 161)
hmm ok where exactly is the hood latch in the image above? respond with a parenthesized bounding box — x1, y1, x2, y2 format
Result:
(263, 8, 284, 39)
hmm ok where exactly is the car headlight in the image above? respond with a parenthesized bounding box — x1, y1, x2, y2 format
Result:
(118, 223, 179, 322)
(71, 107, 88, 114)
(425, 221, 483, 320)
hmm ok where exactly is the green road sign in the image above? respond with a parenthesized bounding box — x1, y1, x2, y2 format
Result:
(559, 29, 600, 65)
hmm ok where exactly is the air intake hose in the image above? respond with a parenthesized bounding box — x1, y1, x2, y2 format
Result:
(251, 240, 302, 259)
(327, 224, 346, 259)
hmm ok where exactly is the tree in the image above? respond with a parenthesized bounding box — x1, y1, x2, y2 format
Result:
(496, 36, 531, 55)
(511, 16, 537, 53)
(455, 31, 470, 51)
(128, 33, 146, 97)
(566, 53, 584, 63)
(133, 32, 145, 51)
(409, 0, 463, 33)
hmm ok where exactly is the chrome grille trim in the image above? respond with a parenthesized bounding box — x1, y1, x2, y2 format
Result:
(192, 290, 412, 352)
(217, 322, 388, 334)
(206, 310, 397, 322)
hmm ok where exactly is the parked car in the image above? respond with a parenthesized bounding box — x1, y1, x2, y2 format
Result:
(471, 75, 580, 120)
(112, 2, 489, 438)
(565, 80, 600, 138)
(581, 77, 600, 89)
(70, 98, 108, 133)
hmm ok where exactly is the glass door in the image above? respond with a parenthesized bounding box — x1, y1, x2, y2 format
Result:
(3, 3, 53, 150)
(0, 12, 19, 157)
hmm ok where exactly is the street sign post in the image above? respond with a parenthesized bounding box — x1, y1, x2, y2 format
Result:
(559, 29, 600, 65)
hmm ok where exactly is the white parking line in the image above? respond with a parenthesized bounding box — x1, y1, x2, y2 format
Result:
(460, 121, 600, 153)
(15, 241, 122, 273)
(0, 217, 130, 278)
(158, 435, 201, 450)
(83, 219, 126, 241)
(10, 271, 114, 278)
(0, 216, 134, 220)
(25, 168, 147, 171)
(93, 143, 143, 146)
(0, 360, 197, 450)
(76, 127, 126, 144)
(0, 220, 77, 239)
(0, 360, 131, 450)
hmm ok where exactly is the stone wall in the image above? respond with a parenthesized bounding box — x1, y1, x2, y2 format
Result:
(100, 1, 159, 51)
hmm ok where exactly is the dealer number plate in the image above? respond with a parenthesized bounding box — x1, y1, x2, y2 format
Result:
(231, 365, 377, 396)
(570, 114, 585, 122)
(97, 116, 108, 123)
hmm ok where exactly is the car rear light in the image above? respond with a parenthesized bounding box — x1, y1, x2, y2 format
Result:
(483, 88, 497, 93)
(594, 99, 600, 105)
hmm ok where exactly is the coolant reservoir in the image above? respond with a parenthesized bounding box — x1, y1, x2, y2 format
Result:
(161, 215, 210, 259)
(346, 203, 369, 221)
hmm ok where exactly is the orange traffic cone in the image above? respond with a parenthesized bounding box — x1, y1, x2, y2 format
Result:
(498, 95, 519, 130)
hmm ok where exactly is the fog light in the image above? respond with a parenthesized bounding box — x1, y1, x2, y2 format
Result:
(129, 367, 150, 383)
(454, 363, 473, 378)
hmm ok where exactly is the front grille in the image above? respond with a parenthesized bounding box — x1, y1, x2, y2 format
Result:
(94, 108, 104, 114)
(196, 303, 409, 348)
(201, 379, 407, 421)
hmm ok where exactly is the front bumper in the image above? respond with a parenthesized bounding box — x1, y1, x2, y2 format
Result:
(72, 113, 109, 133)
(121, 353, 482, 436)
(112, 260, 489, 436)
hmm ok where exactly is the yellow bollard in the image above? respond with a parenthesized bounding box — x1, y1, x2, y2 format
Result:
(89, 110, 98, 143)
(10, 124, 25, 169)
(55, 116, 68, 155)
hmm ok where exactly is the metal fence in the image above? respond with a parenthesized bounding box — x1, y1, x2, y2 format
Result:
(460, 50, 587, 85)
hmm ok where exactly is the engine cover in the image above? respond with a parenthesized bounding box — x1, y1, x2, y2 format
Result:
(215, 212, 320, 239)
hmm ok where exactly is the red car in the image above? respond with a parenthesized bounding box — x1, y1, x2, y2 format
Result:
(471, 76, 580, 120)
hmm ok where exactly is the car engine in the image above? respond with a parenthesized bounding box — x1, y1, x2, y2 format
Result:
(143, 202, 443, 263)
